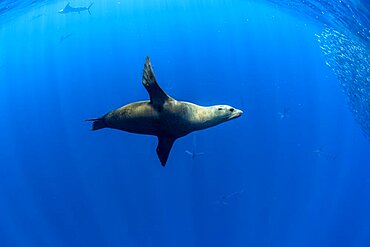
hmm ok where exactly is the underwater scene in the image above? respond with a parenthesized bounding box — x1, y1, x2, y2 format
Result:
(0, 0, 369, 246)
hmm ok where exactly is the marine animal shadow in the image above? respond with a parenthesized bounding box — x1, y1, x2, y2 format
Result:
(87, 57, 243, 166)
(313, 148, 337, 161)
(59, 33, 74, 43)
(277, 107, 290, 120)
(214, 189, 245, 206)
(32, 14, 44, 20)
(185, 135, 205, 160)
(59, 2, 94, 15)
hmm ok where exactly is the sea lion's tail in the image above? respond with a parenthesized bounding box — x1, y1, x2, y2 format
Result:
(86, 117, 106, 130)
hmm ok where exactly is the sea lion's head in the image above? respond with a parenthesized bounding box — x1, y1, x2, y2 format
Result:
(211, 105, 243, 123)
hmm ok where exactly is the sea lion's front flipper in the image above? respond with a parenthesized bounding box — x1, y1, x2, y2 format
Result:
(156, 136, 176, 166)
(142, 57, 172, 110)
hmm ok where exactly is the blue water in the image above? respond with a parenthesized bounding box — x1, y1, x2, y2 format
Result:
(0, 1, 369, 246)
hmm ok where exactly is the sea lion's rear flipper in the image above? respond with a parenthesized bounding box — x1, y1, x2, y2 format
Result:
(86, 117, 106, 130)
(142, 56, 172, 110)
(156, 136, 176, 166)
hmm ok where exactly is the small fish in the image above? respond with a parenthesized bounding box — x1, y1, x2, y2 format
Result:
(215, 189, 245, 206)
(185, 150, 205, 160)
(185, 135, 205, 160)
(59, 33, 74, 43)
(313, 148, 337, 161)
(277, 107, 290, 120)
(32, 14, 44, 20)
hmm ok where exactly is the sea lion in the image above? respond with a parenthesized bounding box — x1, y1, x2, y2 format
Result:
(87, 57, 243, 166)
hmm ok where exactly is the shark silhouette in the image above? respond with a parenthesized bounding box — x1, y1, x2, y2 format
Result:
(59, 2, 94, 15)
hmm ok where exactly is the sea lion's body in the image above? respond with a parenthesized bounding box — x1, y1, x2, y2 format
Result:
(88, 57, 243, 166)
(103, 100, 219, 137)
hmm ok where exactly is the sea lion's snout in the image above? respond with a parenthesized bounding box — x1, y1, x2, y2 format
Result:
(227, 107, 243, 120)
(215, 105, 243, 121)
(235, 109, 243, 117)
(232, 109, 243, 118)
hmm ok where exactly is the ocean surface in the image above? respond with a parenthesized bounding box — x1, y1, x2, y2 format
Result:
(0, 0, 369, 246)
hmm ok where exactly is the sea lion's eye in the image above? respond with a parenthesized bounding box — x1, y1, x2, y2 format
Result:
(218, 108, 222, 111)
(229, 108, 234, 112)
